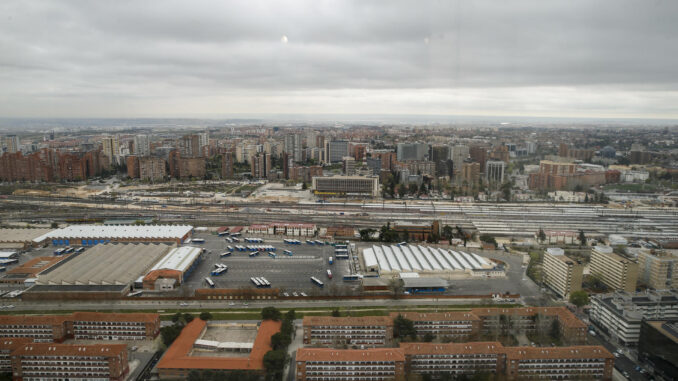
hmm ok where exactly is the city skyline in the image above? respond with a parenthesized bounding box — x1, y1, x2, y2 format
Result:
(1, 0, 678, 119)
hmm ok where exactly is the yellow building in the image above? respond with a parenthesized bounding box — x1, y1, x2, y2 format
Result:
(590, 246, 638, 292)
(542, 248, 583, 298)
(637, 249, 678, 290)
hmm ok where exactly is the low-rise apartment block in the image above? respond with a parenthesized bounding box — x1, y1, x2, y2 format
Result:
(10, 343, 128, 381)
(590, 245, 638, 292)
(471, 307, 587, 345)
(69, 312, 160, 341)
(0, 338, 31, 372)
(0, 312, 160, 343)
(505, 346, 613, 380)
(296, 348, 405, 381)
(302, 316, 394, 347)
(590, 290, 678, 345)
(637, 249, 678, 290)
(542, 248, 583, 298)
(400, 342, 506, 377)
(389, 312, 481, 340)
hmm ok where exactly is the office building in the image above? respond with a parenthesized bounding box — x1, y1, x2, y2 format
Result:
(134, 134, 151, 156)
(485, 160, 506, 184)
(542, 248, 583, 298)
(460, 161, 480, 186)
(179, 134, 201, 158)
(590, 290, 678, 345)
(638, 320, 678, 380)
(302, 316, 394, 347)
(489, 145, 510, 163)
(327, 140, 350, 163)
(312, 176, 379, 197)
(637, 249, 678, 290)
(590, 246, 638, 292)
(10, 343, 128, 381)
(284, 134, 302, 162)
(469, 146, 488, 170)
(296, 348, 405, 381)
(450, 145, 469, 173)
(396, 143, 428, 162)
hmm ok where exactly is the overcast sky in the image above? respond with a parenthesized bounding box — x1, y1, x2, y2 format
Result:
(1, 0, 677, 120)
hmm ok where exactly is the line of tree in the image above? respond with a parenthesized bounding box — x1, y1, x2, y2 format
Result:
(262, 307, 296, 381)
(160, 313, 194, 347)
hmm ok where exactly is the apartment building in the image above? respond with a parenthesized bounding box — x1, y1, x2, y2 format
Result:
(637, 249, 678, 290)
(471, 307, 587, 345)
(0, 338, 31, 372)
(10, 343, 128, 381)
(590, 246, 639, 292)
(69, 312, 160, 341)
(0, 313, 160, 343)
(0, 316, 68, 343)
(504, 346, 613, 380)
(400, 342, 506, 377)
(296, 348, 405, 381)
(542, 248, 583, 298)
(389, 312, 481, 339)
(302, 316, 394, 347)
(590, 290, 678, 345)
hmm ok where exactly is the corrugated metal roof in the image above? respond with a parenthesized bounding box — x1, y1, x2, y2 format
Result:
(35, 224, 193, 242)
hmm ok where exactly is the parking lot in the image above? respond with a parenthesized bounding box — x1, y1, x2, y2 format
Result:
(181, 233, 356, 295)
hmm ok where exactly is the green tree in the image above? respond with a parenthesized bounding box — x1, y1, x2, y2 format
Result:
(441, 225, 454, 240)
(182, 313, 194, 323)
(393, 314, 417, 340)
(284, 309, 296, 322)
(50, 222, 59, 228)
(199, 311, 213, 321)
(261, 307, 282, 321)
(569, 290, 590, 307)
(160, 324, 183, 346)
(537, 228, 546, 244)
(270, 332, 291, 350)
(422, 333, 435, 342)
(479, 234, 498, 248)
(550, 319, 561, 340)
(302, 182, 308, 190)
(263, 349, 287, 379)
(578, 229, 587, 246)
(331, 309, 341, 317)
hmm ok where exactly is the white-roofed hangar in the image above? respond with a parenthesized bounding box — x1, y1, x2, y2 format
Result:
(361, 244, 503, 278)
(24, 242, 179, 300)
(142, 246, 203, 291)
(37, 224, 194, 246)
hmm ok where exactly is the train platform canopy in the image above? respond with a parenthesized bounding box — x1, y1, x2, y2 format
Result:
(36, 242, 175, 287)
(362, 244, 495, 275)
(34, 224, 193, 244)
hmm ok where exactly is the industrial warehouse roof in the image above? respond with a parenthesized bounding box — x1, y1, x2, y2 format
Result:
(363, 244, 494, 274)
(148, 246, 202, 273)
(33, 224, 193, 242)
(36, 243, 174, 286)
(0, 228, 53, 243)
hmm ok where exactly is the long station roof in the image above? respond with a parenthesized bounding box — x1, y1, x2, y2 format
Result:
(363, 244, 493, 273)
(34, 224, 193, 242)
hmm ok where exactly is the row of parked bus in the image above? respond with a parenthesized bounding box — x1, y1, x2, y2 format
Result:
(234, 245, 276, 252)
(283, 239, 301, 245)
(251, 277, 271, 288)
(244, 237, 264, 243)
(54, 247, 85, 256)
(306, 240, 325, 245)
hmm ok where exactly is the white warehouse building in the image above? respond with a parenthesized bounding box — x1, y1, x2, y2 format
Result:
(361, 244, 498, 278)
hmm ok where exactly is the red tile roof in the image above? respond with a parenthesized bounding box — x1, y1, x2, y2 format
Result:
(303, 316, 393, 327)
(389, 311, 481, 322)
(400, 342, 505, 355)
(12, 343, 126, 357)
(0, 315, 68, 326)
(297, 348, 405, 362)
(71, 312, 159, 323)
(157, 319, 281, 371)
(505, 346, 613, 360)
(0, 337, 32, 351)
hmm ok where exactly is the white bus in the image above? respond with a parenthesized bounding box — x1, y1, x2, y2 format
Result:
(205, 277, 215, 288)
(310, 276, 324, 288)
(191, 238, 205, 244)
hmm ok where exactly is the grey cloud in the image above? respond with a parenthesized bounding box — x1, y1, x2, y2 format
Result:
(0, 0, 677, 118)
